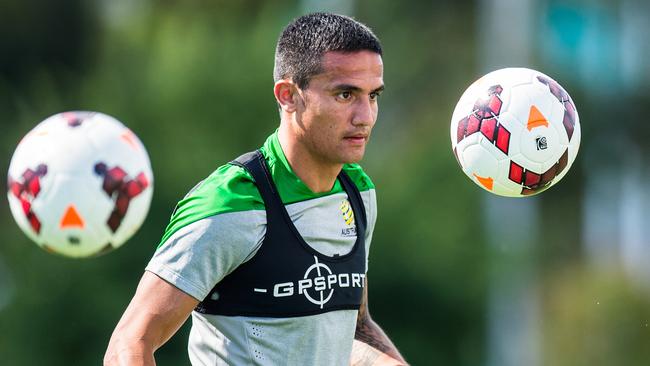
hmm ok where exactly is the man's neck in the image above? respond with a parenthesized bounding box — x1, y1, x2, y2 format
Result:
(278, 126, 342, 194)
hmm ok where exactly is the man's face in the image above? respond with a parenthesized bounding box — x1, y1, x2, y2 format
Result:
(293, 50, 384, 166)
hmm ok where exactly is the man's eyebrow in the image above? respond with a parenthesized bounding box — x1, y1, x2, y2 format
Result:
(332, 84, 362, 92)
(332, 84, 385, 93)
(372, 85, 385, 93)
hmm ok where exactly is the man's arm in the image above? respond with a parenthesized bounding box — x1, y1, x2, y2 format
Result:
(351, 278, 407, 366)
(104, 271, 199, 366)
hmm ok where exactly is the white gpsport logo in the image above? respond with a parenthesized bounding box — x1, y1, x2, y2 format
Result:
(253, 256, 365, 309)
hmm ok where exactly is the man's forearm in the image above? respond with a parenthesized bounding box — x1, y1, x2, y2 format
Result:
(354, 316, 406, 364)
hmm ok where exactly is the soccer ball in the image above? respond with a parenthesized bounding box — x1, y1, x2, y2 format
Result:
(450, 68, 581, 197)
(7, 111, 154, 258)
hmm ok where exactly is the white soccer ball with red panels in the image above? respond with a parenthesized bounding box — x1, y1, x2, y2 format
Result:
(7, 112, 153, 258)
(450, 68, 581, 197)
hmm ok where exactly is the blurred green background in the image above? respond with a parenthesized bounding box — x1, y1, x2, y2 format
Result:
(1, 0, 650, 365)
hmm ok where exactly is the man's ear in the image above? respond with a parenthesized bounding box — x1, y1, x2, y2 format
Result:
(274, 80, 300, 113)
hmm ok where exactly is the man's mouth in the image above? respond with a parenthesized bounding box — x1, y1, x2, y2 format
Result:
(344, 135, 367, 146)
(344, 133, 368, 141)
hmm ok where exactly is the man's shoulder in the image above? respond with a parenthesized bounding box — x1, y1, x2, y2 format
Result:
(179, 162, 264, 217)
(158, 162, 264, 247)
(342, 163, 375, 192)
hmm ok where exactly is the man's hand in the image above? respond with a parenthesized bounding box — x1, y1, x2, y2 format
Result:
(350, 340, 407, 366)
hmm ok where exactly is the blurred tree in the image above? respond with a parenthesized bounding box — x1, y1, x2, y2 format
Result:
(542, 267, 650, 366)
(0, 0, 97, 87)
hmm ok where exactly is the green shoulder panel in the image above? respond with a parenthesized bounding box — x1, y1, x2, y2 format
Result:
(157, 163, 264, 247)
(157, 157, 375, 248)
(342, 163, 375, 192)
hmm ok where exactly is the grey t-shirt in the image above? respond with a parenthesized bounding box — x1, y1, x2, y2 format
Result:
(147, 190, 377, 365)
(146, 131, 378, 365)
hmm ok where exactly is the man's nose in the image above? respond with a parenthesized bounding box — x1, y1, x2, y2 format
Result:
(352, 97, 376, 126)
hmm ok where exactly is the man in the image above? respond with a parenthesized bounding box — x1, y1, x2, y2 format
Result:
(104, 12, 406, 366)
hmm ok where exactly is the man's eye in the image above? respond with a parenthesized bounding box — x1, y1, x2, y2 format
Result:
(369, 92, 380, 101)
(338, 91, 352, 99)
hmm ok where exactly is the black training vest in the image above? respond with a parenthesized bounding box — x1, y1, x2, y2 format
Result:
(195, 150, 367, 318)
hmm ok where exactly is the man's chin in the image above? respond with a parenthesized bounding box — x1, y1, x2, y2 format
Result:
(340, 152, 365, 165)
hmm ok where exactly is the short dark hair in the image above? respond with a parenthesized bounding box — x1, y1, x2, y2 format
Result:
(274, 12, 383, 89)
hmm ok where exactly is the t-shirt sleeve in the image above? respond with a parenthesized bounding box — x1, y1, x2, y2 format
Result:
(146, 210, 266, 301)
(146, 163, 266, 301)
